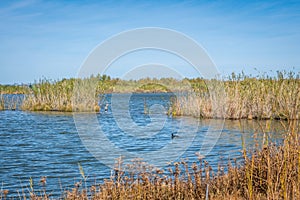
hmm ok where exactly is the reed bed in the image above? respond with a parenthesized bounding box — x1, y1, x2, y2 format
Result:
(0, 94, 4, 110)
(2, 71, 299, 115)
(21, 78, 74, 112)
(112, 78, 190, 93)
(0, 94, 20, 110)
(18, 76, 188, 112)
(170, 71, 300, 120)
(3, 120, 297, 199)
(1, 84, 25, 110)
(0, 84, 29, 94)
(21, 78, 101, 112)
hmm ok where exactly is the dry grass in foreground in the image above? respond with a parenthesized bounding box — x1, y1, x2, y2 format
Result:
(68, 121, 300, 199)
(2, 121, 297, 200)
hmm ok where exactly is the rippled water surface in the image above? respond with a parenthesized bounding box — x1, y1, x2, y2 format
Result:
(0, 93, 285, 197)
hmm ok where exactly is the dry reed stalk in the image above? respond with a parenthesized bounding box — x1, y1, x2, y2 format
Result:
(0, 94, 4, 110)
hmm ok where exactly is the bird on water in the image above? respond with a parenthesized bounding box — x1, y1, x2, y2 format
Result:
(104, 103, 109, 112)
(171, 133, 179, 139)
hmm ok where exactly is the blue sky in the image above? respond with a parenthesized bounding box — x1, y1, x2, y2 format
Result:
(0, 0, 299, 84)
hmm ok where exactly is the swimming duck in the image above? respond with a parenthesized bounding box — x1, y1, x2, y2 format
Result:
(171, 133, 179, 139)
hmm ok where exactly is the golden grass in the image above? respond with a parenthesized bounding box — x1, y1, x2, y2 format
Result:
(170, 71, 300, 120)
(0, 84, 29, 94)
(1, 71, 299, 116)
(18, 76, 189, 112)
(0, 94, 19, 111)
(21, 78, 100, 112)
(0, 94, 4, 110)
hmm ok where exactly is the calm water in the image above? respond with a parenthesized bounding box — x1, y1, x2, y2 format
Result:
(0, 93, 285, 197)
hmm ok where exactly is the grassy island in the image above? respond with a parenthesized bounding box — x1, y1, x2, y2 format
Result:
(0, 71, 299, 120)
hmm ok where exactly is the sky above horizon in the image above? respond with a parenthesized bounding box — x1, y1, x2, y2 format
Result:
(0, 0, 299, 84)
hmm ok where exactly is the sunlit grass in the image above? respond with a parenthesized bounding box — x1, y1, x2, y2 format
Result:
(21, 78, 101, 112)
(0, 94, 4, 110)
(170, 71, 300, 120)
(0, 84, 29, 94)
(1, 71, 299, 116)
(0, 94, 20, 111)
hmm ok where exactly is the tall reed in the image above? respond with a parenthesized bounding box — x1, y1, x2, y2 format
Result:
(19, 76, 188, 112)
(0, 94, 23, 111)
(0, 94, 4, 110)
(0, 84, 29, 94)
(170, 71, 300, 120)
(5, 71, 300, 116)
(21, 78, 101, 112)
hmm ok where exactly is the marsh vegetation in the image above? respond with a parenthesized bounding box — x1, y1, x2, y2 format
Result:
(0, 71, 299, 199)
(0, 71, 299, 118)
(170, 71, 300, 120)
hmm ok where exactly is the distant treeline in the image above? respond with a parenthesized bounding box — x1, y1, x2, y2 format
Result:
(0, 84, 29, 94)
(2, 72, 298, 95)
(0, 75, 198, 94)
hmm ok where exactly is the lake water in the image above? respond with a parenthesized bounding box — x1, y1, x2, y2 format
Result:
(0, 93, 285, 197)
